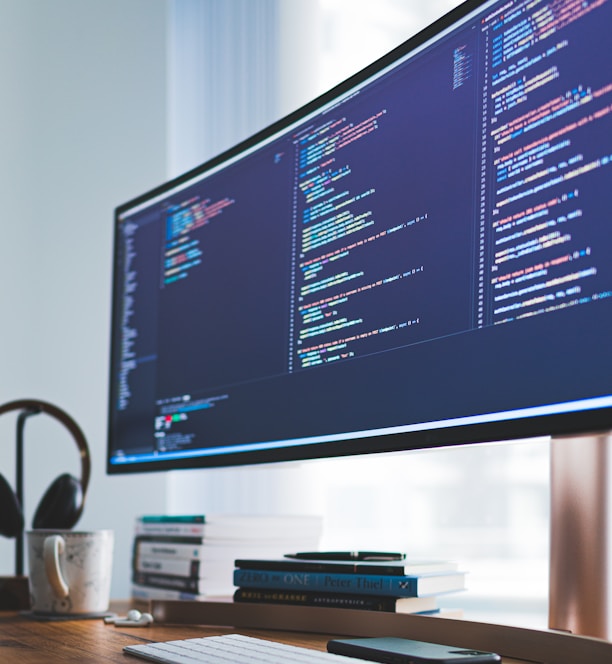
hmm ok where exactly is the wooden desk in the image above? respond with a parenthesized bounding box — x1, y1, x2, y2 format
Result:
(0, 608, 230, 663)
(0, 601, 609, 664)
(0, 607, 520, 664)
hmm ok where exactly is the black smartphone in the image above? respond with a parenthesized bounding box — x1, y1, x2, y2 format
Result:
(327, 637, 501, 664)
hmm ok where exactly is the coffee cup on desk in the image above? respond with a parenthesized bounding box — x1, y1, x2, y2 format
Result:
(26, 529, 114, 617)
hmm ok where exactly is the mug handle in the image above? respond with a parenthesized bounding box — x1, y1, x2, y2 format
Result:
(43, 535, 70, 598)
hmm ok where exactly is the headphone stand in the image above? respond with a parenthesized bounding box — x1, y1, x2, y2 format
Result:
(0, 408, 41, 611)
(15, 407, 41, 577)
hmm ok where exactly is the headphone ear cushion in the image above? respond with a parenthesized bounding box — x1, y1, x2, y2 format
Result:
(32, 473, 83, 530)
(0, 474, 24, 538)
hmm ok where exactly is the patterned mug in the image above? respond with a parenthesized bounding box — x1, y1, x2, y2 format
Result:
(26, 529, 113, 616)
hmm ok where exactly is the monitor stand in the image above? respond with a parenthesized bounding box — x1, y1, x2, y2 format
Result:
(549, 432, 611, 639)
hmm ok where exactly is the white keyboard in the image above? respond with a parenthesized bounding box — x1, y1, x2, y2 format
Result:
(124, 632, 370, 663)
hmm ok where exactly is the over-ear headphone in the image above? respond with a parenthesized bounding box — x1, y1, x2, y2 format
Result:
(0, 399, 91, 539)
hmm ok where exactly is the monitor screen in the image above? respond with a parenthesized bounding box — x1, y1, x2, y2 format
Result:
(107, 0, 612, 474)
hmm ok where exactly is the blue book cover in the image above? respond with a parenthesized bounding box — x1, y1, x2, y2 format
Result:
(233, 568, 465, 597)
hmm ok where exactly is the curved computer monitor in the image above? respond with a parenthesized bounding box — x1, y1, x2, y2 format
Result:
(107, 0, 612, 476)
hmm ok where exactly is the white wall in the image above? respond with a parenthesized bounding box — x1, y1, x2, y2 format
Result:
(0, 0, 170, 598)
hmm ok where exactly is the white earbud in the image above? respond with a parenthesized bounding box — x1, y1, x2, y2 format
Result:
(104, 609, 154, 627)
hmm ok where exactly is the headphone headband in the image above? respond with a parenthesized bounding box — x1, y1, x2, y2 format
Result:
(0, 399, 91, 501)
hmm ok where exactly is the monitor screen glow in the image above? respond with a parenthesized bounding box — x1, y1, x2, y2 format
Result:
(107, 0, 612, 474)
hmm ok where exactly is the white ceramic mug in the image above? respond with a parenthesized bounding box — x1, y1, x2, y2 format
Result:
(26, 529, 114, 616)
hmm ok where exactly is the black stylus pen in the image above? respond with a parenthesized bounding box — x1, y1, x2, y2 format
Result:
(284, 551, 405, 561)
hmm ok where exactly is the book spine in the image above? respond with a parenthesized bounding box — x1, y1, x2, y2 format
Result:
(134, 523, 207, 537)
(135, 556, 201, 578)
(233, 558, 458, 576)
(132, 572, 205, 594)
(138, 515, 205, 523)
(233, 588, 403, 611)
(131, 583, 205, 602)
(134, 539, 206, 560)
(233, 569, 419, 597)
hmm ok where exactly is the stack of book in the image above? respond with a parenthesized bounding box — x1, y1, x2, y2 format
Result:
(233, 556, 466, 614)
(131, 514, 323, 602)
